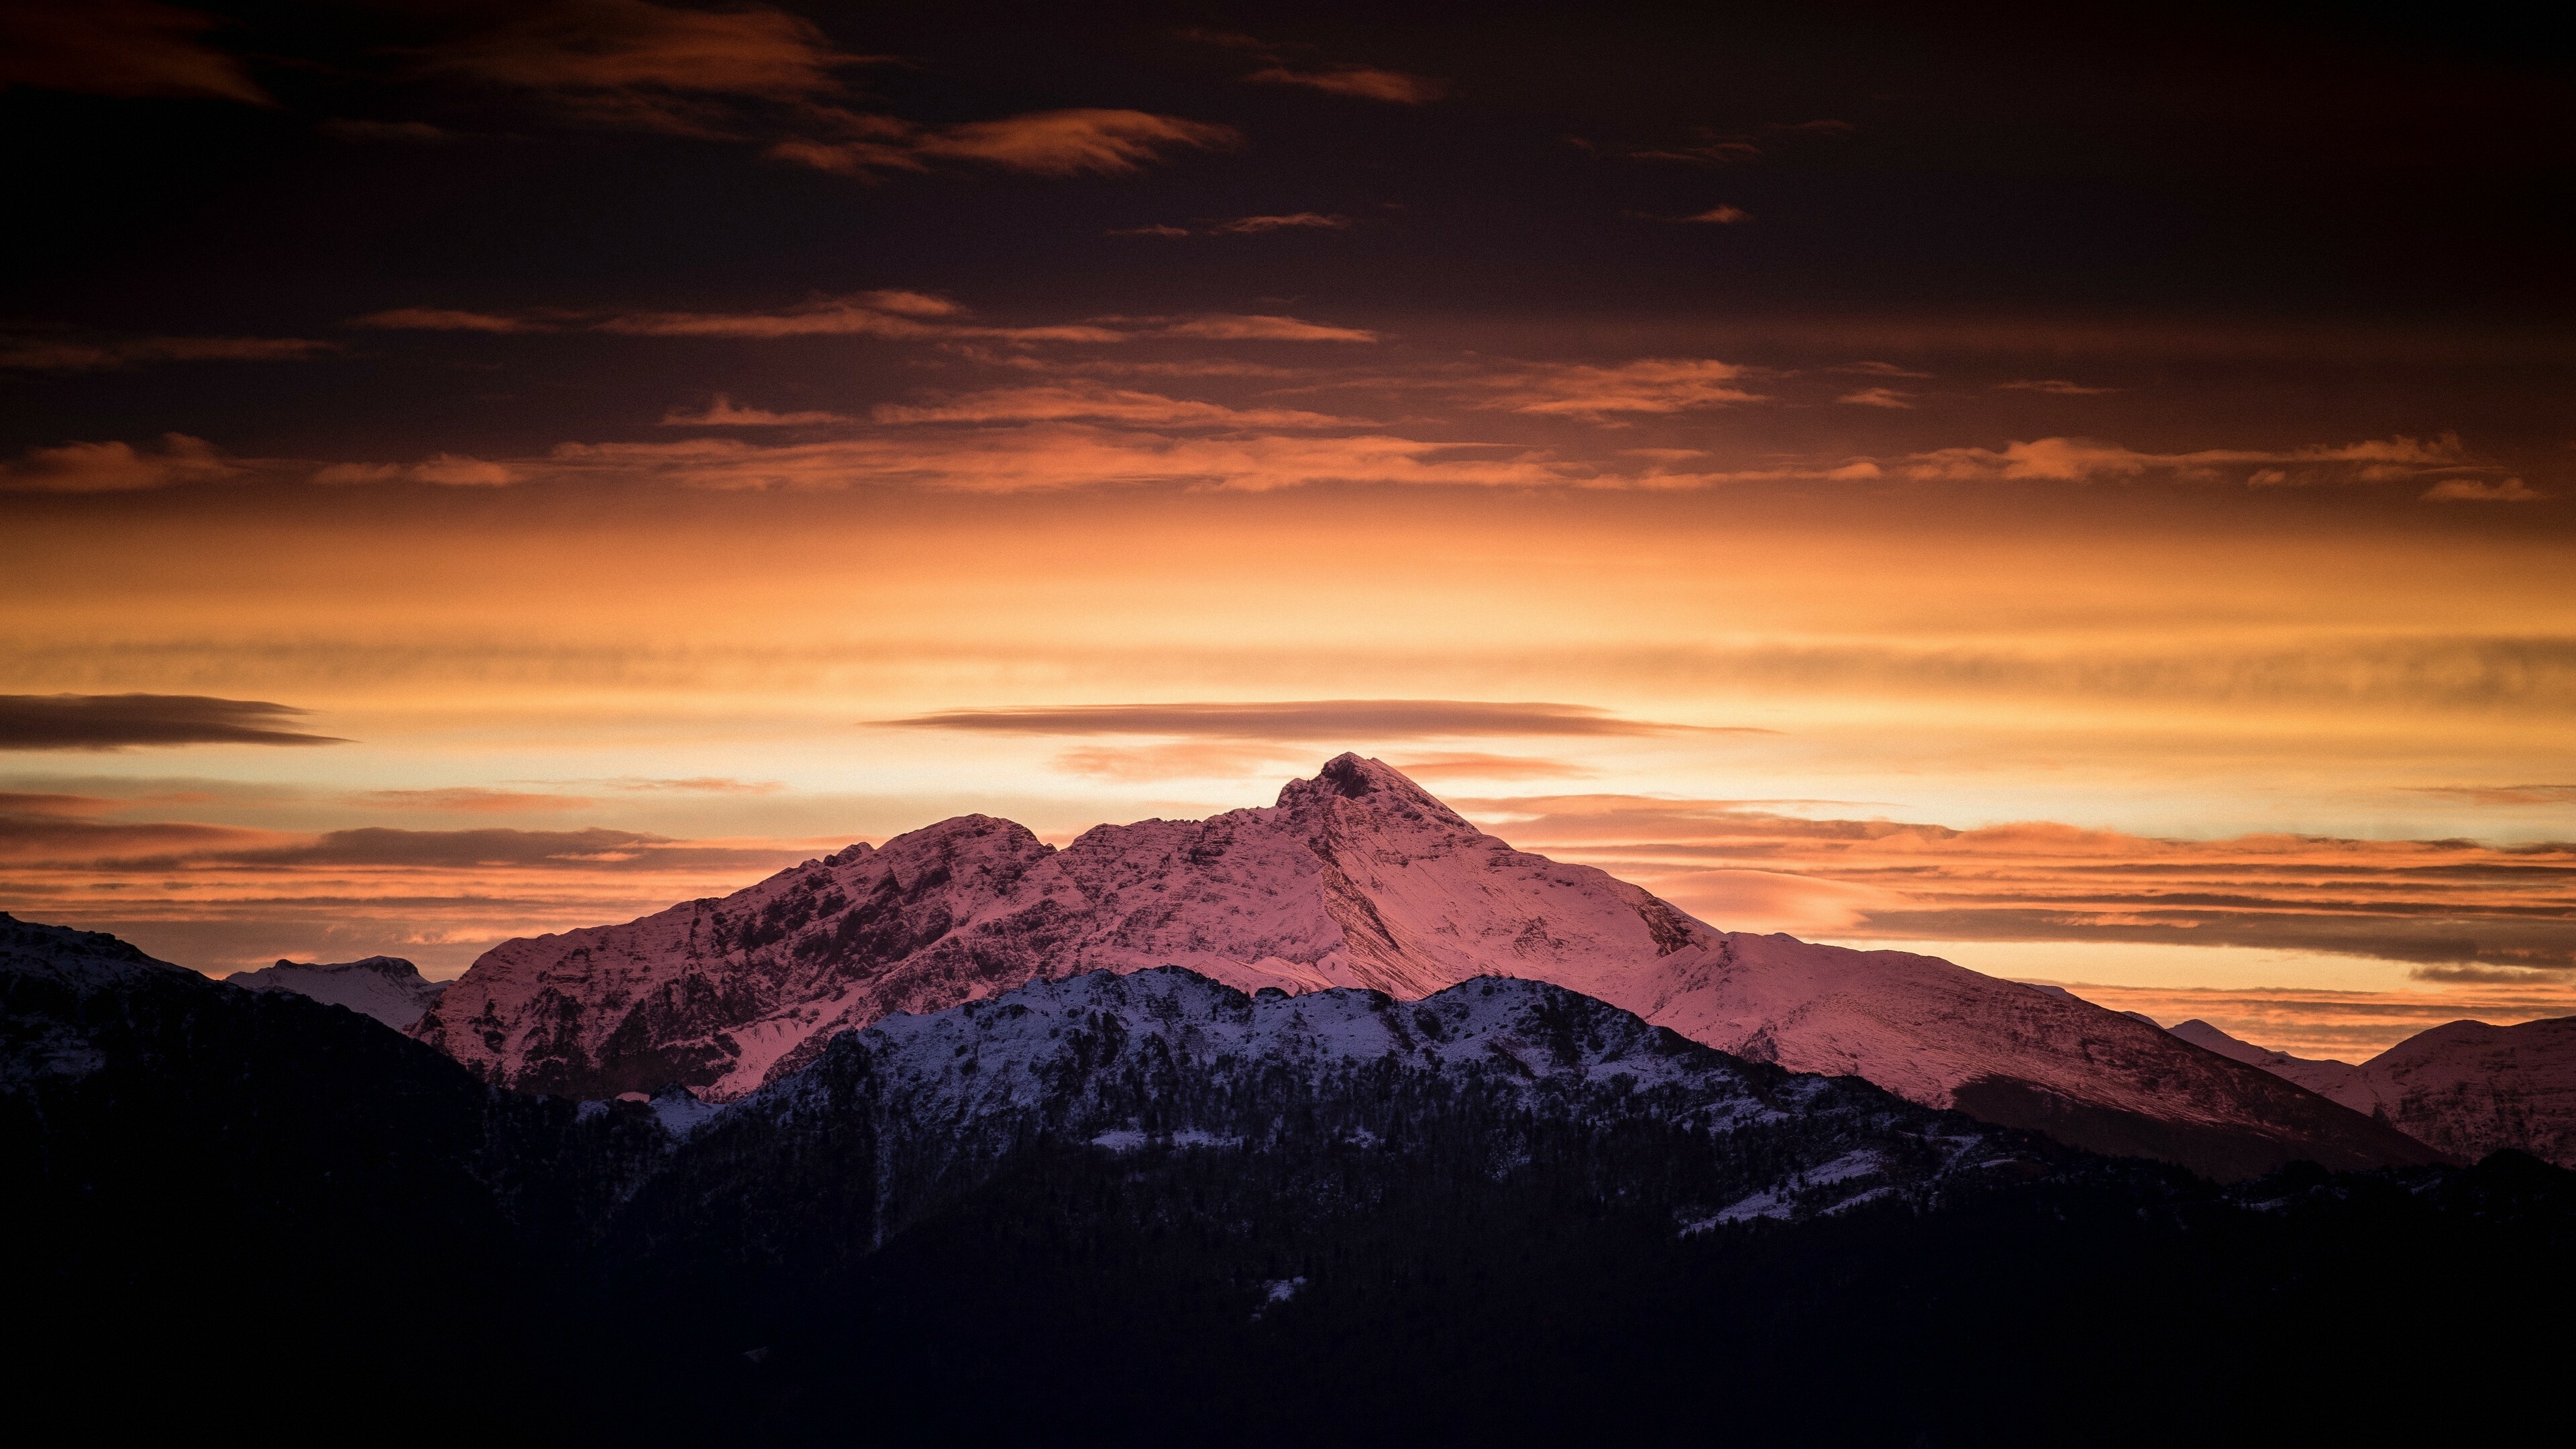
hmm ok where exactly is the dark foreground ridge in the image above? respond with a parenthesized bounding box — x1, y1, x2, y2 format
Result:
(6, 914, 2570, 1444)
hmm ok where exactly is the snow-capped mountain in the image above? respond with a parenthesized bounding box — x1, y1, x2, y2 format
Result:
(2170, 1016, 2576, 1168)
(225, 955, 447, 1029)
(415, 755, 2438, 1177)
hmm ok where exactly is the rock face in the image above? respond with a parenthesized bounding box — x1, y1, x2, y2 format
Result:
(225, 955, 447, 1030)
(413, 755, 2440, 1177)
(2171, 1016, 2576, 1168)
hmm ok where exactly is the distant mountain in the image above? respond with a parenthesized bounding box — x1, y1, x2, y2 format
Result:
(2168, 1019, 2371, 1099)
(2171, 1016, 2576, 1168)
(415, 755, 2438, 1179)
(225, 953, 447, 1028)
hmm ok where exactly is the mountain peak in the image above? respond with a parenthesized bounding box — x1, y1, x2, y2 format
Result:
(227, 954, 446, 1030)
(1275, 753, 1468, 826)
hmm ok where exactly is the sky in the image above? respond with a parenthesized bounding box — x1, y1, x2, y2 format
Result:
(3, 0, 2571, 1060)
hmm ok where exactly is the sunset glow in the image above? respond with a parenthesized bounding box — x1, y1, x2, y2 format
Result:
(5, 1, 2569, 1059)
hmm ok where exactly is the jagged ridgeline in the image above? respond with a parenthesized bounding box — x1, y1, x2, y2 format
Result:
(9, 913, 2573, 1444)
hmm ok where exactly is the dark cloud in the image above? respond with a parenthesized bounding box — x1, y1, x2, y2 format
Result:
(881, 700, 1764, 739)
(1245, 65, 1444, 104)
(2408, 784, 2576, 806)
(0, 0, 270, 105)
(223, 826, 666, 869)
(0, 801, 272, 864)
(0, 695, 347, 751)
(0, 335, 335, 371)
(419, 2, 1230, 180)
(1182, 28, 1444, 104)
(355, 788, 591, 814)
(598, 775, 786, 794)
(0, 435, 238, 492)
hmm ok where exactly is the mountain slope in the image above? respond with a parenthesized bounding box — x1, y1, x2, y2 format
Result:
(2169, 1019, 2370, 1100)
(1, 912, 669, 1435)
(225, 953, 447, 1029)
(2174, 1016, 2576, 1168)
(617, 966, 2033, 1289)
(414, 756, 2440, 1177)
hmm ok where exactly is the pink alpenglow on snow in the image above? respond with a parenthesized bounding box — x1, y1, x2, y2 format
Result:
(225, 955, 448, 1030)
(413, 756, 2440, 1178)
(2170, 1016, 2576, 1169)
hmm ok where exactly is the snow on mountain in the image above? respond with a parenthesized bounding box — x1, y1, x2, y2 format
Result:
(413, 755, 2439, 1177)
(2169, 1016, 2576, 1168)
(3, 912, 200, 1083)
(651, 966, 2034, 1252)
(225, 955, 447, 1030)
(2167, 1020, 2369, 1101)
(1, 912, 192, 994)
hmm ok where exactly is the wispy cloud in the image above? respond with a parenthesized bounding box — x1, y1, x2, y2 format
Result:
(880, 700, 1756, 739)
(0, 335, 335, 370)
(1216, 212, 1352, 233)
(355, 788, 590, 814)
(1625, 119, 1853, 165)
(1902, 433, 2473, 485)
(0, 694, 345, 751)
(593, 290, 1087, 339)
(1464, 792, 2576, 976)
(1838, 386, 1913, 409)
(901, 110, 1236, 176)
(660, 396, 853, 427)
(1155, 313, 1378, 342)
(1189, 28, 1444, 104)
(1680, 205, 1748, 225)
(1046, 747, 1685, 787)
(0, 434, 237, 492)
(535, 428, 1570, 492)
(869, 383, 1347, 429)
(1387, 753, 1599, 782)
(427, 0, 873, 103)
(350, 291, 1374, 348)
(1998, 378, 2121, 395)
(597, 775, 784, 794)
(1482, 358, 1762, 417)
(313, 455, 519, 488)
(1112, 213, 1355, 238)
(2422, 477, 2546, 502)
(1246, 64, 1445, 104)
(2407, 784, 2576, 806)
(422, 1, 1232, 178)
(352, 307, 549, 334)
(0, 0, 270, 105)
